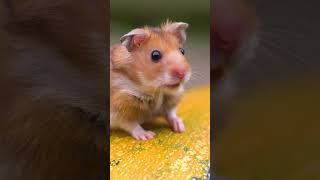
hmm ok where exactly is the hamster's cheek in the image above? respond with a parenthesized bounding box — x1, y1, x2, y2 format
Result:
(162, 71, 170, 82)
(183, 70, 192, 83)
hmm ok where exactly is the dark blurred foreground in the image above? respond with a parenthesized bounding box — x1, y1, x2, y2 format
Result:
(215, 0, 320, 179)
(0, 0, 107, 179)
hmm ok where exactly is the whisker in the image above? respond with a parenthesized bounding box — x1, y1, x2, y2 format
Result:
(258, 31, 310, 41)
(190, 73, 204, 79)
(260, 22, 315, 30)
(259, 38, 307, 65)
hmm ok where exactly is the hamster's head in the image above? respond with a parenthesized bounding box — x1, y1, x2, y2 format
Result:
(212, 0, 258, 82)
(113, 21, 191, 94)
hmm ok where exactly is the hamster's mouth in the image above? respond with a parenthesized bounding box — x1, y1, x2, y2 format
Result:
(163, 82, 181, 89)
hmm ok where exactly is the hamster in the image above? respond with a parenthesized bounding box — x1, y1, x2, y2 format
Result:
(212, 0, 258, 132)
(110, 21, 191, 140)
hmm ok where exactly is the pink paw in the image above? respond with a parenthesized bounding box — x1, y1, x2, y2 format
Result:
(168, 117, 185, 133)
(131, 127, 155, 140)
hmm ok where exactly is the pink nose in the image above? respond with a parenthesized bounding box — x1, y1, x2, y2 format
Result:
(172, 68, 186, 80)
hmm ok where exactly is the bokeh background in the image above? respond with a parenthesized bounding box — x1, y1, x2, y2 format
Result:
(110, 0, 210, 88)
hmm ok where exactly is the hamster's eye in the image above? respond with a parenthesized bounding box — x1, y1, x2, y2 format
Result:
(179, 48, 185, 55)
(151, 50, 162, 62)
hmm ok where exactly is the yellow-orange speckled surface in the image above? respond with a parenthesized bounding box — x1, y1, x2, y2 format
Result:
(110, 85, 210, 180)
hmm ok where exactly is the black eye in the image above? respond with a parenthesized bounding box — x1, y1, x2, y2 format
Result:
(151, 50, 162, 62)
(179, 48, 185, 55)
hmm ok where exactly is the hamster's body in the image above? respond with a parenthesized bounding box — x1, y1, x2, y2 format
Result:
(110, 21, 191, 140)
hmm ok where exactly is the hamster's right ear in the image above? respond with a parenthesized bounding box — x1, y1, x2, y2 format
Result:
(120, 28, 147, 52)
(162, 21, 189, 44)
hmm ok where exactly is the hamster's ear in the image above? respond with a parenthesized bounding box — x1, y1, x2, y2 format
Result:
(120, 28, 147, 52)
(162, 21, 189, 44)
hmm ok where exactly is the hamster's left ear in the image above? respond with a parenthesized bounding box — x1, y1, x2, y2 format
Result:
(120, 28, 147, 52)
(163, 21, 189, 44)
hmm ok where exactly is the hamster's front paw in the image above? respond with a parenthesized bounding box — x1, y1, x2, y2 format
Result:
(169, 116, 185, 133)
(166, 110, 185, 133)
(131, 125, 155, 140)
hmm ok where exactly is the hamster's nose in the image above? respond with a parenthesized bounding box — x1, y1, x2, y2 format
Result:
(171, 67, 187, 80)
